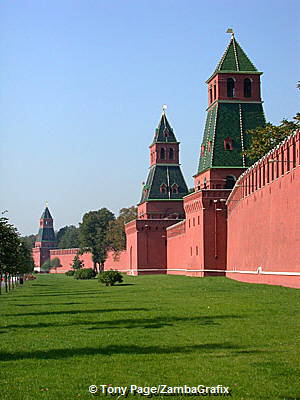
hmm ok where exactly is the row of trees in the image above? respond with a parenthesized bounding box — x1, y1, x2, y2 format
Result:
(0, 215, 34, 294)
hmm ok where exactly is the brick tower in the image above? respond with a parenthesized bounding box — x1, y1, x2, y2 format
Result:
(32, 205, 57, 271)
(125, 108, 188, 274)
(194, 31, 266, 190)
(167, 32, 266, 277)
(138, 108, 188, 219)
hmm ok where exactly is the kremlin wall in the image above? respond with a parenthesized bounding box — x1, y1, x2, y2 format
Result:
(32, 34, 300, 289)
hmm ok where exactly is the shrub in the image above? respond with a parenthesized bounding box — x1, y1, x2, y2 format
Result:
(65, 270, 75, 276)
(98, 270, 123, 286)
(74, 268, 96, 280)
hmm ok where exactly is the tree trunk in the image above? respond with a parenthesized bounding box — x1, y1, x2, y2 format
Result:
(8, 275, 11, 291)
(5, 275, 8, 293)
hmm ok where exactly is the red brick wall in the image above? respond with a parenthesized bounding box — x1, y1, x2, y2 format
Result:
(227, 131, 300, 288)
(125, 219, 180, 275)
(166, 221, 187, 275)
(48, 249, 128, 274)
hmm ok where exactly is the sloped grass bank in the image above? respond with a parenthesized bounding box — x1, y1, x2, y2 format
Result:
(0, 274, 299, 400)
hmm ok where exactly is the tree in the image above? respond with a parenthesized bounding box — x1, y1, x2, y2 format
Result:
(41, 259, 51, 272)
(0, 217, 34, 293)
(50, 257, 61, 272)
(244, 114, 300, 161)
(56, 225, 80, 249)
(16, 242, 34, 275)
(70, 254, 84, 270)
(79, 208, 115, 272)
(21, 234, 36, 249)
(106, 206, 137, 257)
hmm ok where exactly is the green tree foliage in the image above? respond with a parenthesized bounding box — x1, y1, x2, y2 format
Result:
(41, 259, 51, 272)
(50, 257, 61, 269)
(79, 208, 115, 272)
(244, 114, 300, 161)
(70, 254, 84, 270)
(56, 225, 80, 249)
(0, 216, 34, 294)
(21, 234, 36, 249)
(98, 270, 123, 286)
(74, 268, 96, 280)
(106, 206, 137, 256)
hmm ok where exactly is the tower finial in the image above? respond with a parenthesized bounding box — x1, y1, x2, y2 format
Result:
(226, 28, 234, 38)
(45, 200, 49, 208)
(162, 104, 167, 114)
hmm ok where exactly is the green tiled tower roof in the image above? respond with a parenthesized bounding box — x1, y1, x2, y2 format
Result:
(140, 165, 188, 203)
(207, 34, 261, 82)
(41, 207, 52, 219)
(197, 101, 266, 174)
(140, 112, 188, 203)
(152, 113, 178, 144)
(36, 206, 56, 243)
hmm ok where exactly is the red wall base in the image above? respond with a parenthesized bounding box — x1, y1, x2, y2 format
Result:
(227, 272, 300, 289)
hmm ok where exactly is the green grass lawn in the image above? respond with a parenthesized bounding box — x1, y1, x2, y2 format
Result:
(0, 274, 299, 400)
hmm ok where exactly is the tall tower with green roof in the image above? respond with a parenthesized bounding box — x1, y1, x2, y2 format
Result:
(138, 108, 188, 219)
(194, 31, 266, 190)
(32, 205, 57, 270)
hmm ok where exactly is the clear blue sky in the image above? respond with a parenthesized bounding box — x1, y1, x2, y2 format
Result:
(0, 0, 299, 235)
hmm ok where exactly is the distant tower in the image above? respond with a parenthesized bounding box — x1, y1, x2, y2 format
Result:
(194, 31, 266, 190)
(32, 205, 57, 271)
(138, 108, 188, 219)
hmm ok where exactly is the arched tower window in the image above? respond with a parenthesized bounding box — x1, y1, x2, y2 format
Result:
(163, 127, 169, 137)
(160, 183, 167, 194)
(244, 78, 252, 98)
(227, 78, 235, 98)
(213, 82, 216, 100)
(171, 183, 178, 194)
(224, 137, 233, 151)
(225, 175, 236, 189)
(169, 148, 174, 160)
(209, 86, 213, 103)
(160, 148, 165, 160)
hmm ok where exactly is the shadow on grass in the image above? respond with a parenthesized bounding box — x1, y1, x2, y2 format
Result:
(3, 291, 107, 300)
(0, 314, 243, 331)
(0, 342, 241, 361)
(4, 308, 150, 317)
(13, 302, 84, 307)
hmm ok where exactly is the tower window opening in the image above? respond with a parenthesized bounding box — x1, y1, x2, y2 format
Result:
(201, 145, 205, 156)
(169, 148, 174, 160)
(160, 148, 166, 160)
(209, 86, 213, 103)
(213, 83, 216, 100)
(224, 137, 233, 151)
(163, 128, 169, 137)
(244, 78, 252, 98)
(208, 141, 212, 152)
(225, 175, 236, 189)
(227, 78, 235, 98)
(160, 184, 167, 194)
(171, 184, 178, 194)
